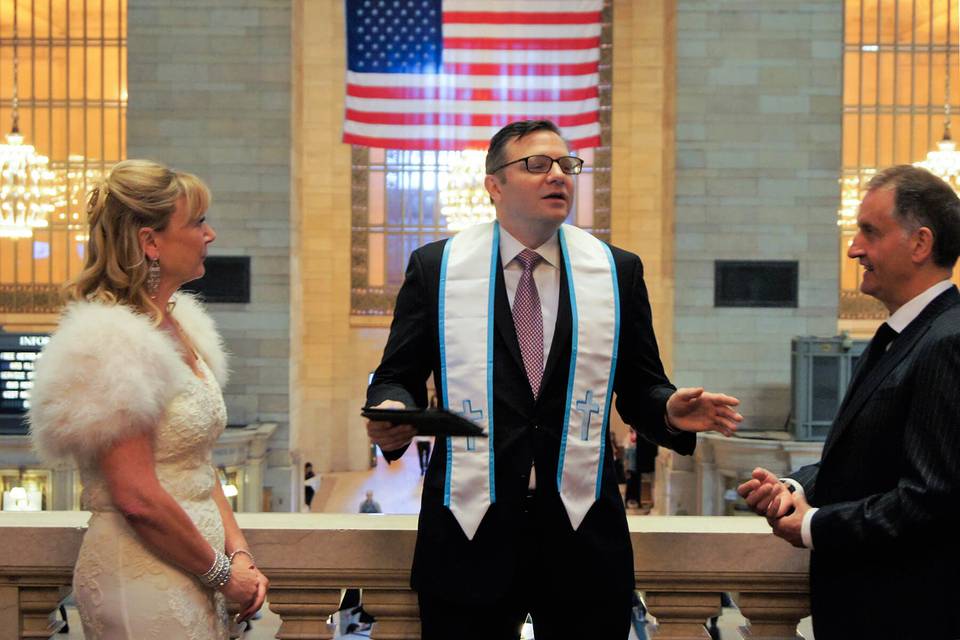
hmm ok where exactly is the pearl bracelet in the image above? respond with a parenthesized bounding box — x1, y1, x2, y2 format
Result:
(198, 550, 232, 589)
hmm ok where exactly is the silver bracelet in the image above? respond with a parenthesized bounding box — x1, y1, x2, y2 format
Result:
(198, 550, 232, 589)
(228, 549, 256, 565)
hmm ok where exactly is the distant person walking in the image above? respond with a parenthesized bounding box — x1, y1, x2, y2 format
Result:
(359, 490, 382, 514)
(304, 462, 317, 509)
(415, 436, 432, 476)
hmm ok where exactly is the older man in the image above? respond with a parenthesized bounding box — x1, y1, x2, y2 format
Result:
(739, 165, 960, 639)
(366, 120, 741, 640)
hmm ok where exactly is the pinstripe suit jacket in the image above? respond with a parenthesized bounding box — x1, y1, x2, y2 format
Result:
(789, 286, 960, 639)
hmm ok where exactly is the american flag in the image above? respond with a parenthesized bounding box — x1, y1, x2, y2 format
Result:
(343, 0, 603, 151)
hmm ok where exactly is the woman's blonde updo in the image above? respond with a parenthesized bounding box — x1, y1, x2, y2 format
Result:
(64, 159, 210, 317)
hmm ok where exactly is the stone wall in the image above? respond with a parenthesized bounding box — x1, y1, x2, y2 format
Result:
(127, 0, 294, 509)
(673, 0, 842, 430)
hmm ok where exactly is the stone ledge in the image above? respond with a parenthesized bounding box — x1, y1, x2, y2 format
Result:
(0, 512, 809, 640)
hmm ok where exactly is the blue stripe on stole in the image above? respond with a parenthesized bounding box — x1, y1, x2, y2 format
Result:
(556, 227, 579, 491)
(596, 242, 620, 499)
(439, 238, 453, 507)
(487, 222, 500, 503)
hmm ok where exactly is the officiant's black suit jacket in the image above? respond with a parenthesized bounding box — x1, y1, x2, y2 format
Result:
(789, 286, 960, 639)
(367, 236, 694, 603)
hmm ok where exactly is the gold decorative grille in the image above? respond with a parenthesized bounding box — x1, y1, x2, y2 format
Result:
(0, 0, 126, 313)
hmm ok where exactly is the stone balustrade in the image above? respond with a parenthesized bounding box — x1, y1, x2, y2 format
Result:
(0, 512, 809, 640)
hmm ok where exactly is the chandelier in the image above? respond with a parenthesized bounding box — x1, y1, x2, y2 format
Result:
(0, 1, 56, 239)
(440, 149, 496, 231)
(915, 1, 960, 190)
(837, 169, 876, 229)
(54, 155, 105, 242)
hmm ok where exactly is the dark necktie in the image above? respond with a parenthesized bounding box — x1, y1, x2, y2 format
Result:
(857, 322, 898, 380)
(512, 249, 544, 399)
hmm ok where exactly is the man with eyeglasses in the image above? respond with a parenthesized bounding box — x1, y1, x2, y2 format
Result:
(365, 120, 741, 640)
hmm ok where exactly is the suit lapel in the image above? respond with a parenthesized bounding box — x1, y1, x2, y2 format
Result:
(822, 287, 960, 461)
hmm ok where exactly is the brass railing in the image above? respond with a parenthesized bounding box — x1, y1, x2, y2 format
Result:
(839, 289, 887, 320)
(0, 512, 809, 640)
(0, 284, 63, 314)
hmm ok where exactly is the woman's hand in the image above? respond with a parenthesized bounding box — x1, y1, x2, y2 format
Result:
(223, 555, 268, 621)
(221, 558, 258, 616)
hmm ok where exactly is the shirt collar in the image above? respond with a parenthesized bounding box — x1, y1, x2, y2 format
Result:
(499, 224, 560, 269)
(886, 279, 955, 333)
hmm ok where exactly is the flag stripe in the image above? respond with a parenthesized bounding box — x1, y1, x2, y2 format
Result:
(444, 36, 601, 50)
(444, 11, 602, 25)
(443, 24, 601, 38)
(443, 48, 599, 64)
(347, 84, 598, 102)
(344, 121, 599, 140)
(345, 109, 599, 128)
(346, 96, 600, 115)
(346, 70, 598, 90)
(446, 0, 603, 12)
(343, 133, 601, 151)
(442, 62, 599, 76)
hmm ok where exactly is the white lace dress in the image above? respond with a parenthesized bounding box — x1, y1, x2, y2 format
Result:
(72, 357, 230, 639)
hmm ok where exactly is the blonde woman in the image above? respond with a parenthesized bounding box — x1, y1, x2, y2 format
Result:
(29, 160, 268, 638)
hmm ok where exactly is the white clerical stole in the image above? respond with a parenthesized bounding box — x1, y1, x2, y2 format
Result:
(439, 221, 619, 540)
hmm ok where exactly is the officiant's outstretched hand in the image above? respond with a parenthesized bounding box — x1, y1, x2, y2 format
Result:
(666, 387, 742, 437)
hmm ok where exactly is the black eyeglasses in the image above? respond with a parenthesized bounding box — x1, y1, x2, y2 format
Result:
(488, 155, 584, 176)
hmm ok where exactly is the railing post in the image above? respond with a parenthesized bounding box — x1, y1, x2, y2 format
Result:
(0, 585, 20, 640)
(19, 584, 70, 639)
(0, 576, 72, 640)
(735, 590, 810, 640)
(644, 591, 721, 639)
(266, 572, 341, 640)
(361, 587, 420, 640)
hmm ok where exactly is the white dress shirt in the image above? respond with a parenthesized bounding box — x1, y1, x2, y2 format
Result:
(789, 278, 955, 549)
(499, 226, 562, 490)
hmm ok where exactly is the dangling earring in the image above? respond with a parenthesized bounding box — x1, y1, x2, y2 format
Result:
(147, 257, 161, 298)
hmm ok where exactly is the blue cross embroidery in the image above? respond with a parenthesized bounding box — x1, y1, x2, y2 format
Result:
(454, 399, 483, 451)
(576, 390, 600, 441)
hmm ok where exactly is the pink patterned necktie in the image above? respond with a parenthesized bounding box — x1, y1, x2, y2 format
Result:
(512, 249, 544, 399)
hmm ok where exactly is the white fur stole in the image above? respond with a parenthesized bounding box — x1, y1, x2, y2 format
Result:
(28, 293, 229, 464)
